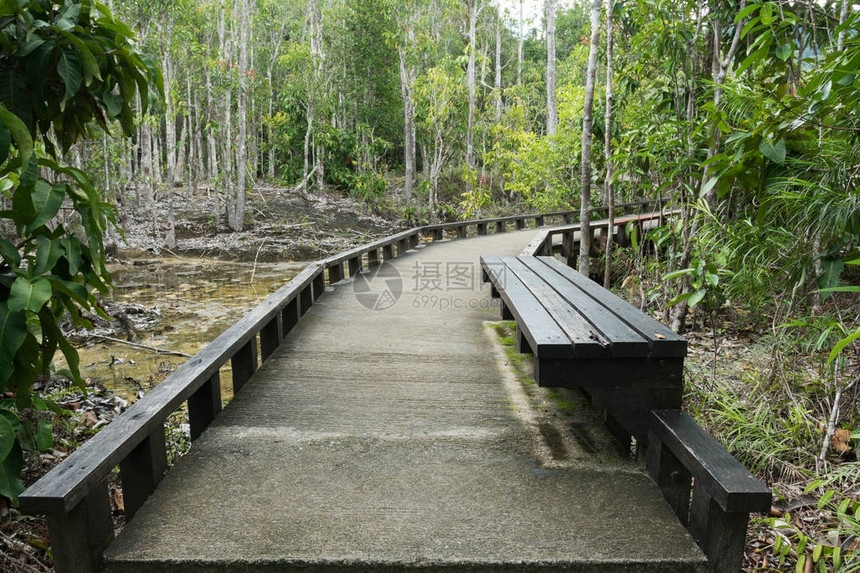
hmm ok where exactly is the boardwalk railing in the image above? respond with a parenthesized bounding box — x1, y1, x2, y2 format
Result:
(19, 198, 669, 573)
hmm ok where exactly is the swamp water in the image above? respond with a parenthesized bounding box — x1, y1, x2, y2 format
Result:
(74, 258, 308, 401)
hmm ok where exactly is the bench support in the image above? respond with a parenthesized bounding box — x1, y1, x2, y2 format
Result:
(647, 410, 772, 573)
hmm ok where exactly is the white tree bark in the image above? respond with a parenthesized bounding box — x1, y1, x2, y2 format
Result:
(579, 0, 602, 276)
(232, 0, 251, 232)
(399, 44, 416, 201)
(465, 0, 479, 172)
(517, 0, 524, 85)
(602, 0, 614, 289)
(545, 0, 557, 136)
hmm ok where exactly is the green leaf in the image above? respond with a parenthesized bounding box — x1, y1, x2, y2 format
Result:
(0, 113, 10, 163)
(775, 42, 792, 61)
(57, 49, 83, 104)
(663, 268, 695, 281)
(26, 180, 64, 232)
(761, 1, 775, 25)
(59, 30, 101, 85)
(688, 289, 707, 307)
(828, 329, 860, 364)
(759, 139, 786, 164)
(8, 277, 51, 314)
(0, 302, 27, 384)
(32, 235, 62, 276)
(817, 258, 844, 300)
(61, 237, 82, 275)
(34, 420, 52, 451)
(0, 238, 20, 268)
(0, 103, 33, 165)
(0, 440, 24, 501)
(0, 413, 13, 461)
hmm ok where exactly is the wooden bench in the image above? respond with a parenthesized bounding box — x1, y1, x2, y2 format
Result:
(480, 254, 772, 573)
(480, 254, 687, 445)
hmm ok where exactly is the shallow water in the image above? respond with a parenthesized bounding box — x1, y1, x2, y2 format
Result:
(74, 258, 308, 401)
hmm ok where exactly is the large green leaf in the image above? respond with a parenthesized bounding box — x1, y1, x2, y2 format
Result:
(0, 112, 10, 163)
(8, 277, 51, 314)
(0, 440, 25, 501)
(57, 49, 83, 104)
(817, 258, 844, 302)
(26, 180, 64, 232)
(59, 30, 100, 85)
(0, 302, 27, 386)
(0, 413, 13, 461)
(759, 138, 786, 164)
(32, 235, 62, 276)
(0, 103, 33, 166)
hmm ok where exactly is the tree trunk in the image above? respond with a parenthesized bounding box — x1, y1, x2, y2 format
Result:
(579, 0, 602, 277)
(545, 0, 557, 136)
(517, 0, 524, 85)
(399, 45, 416, 201)
(465, 0, 478, 173)
(232, 0, 251, 232)
(494, 15, 503, 124)
(602, 0, 614, 289)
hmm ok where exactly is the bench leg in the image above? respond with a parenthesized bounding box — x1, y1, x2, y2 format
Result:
(516, 326, 533, 354)
(500, 300, 513, 320)
(691, 489, 751, 573)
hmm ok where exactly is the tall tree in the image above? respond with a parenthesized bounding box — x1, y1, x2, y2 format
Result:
(602, 0, 614, 289)
(545, 0, 557, 136)
(578, 0, 601, 276)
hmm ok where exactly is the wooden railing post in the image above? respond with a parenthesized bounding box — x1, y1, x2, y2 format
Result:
(456, 226, 467, 239)
(189, 373, 222, 440)
(260, 315, 281, 361)
(120, 428, 168, 519)
(535, 215, 545, 227)
(477, 222, 487, 235)
(496, 221, 506, 233)
(516, 218, 525, 230)
(312, 272, 326, 299)
(409, 233, 420, 248)
(382, 244, 394, 260)
(48, 480, 113, 573)
(432, 228, 444, 241)
(231, 337, 258, 392)
(367, 248, 380, 267)
(328, 262, 344, 284)
(348, 256, 362, 277)
(283, 297, 299, 335)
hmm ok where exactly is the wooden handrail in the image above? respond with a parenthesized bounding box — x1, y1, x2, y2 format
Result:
(19, 197, 672, 572)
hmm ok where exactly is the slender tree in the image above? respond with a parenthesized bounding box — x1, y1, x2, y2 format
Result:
(578, 0, 602, 276)
(545, 0, 557, 136)
(602, 0, 614, 289)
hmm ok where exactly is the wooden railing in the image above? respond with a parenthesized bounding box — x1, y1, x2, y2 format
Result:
(18, 198, 671, 573)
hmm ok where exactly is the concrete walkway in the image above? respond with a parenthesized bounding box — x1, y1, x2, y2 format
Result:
(104, 231, 706, 572)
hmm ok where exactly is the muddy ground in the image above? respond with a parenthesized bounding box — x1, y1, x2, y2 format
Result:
(113, 184, 405, 262)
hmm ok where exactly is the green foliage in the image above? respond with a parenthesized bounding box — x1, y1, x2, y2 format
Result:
(0, 1, 156, 503)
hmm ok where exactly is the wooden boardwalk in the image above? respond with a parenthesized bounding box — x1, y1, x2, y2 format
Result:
(100, 230, 707, 572)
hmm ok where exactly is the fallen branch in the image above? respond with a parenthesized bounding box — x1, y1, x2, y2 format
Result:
(92, 335, 192, 358)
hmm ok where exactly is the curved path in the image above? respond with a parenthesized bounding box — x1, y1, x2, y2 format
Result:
(104, 230, 706, 572)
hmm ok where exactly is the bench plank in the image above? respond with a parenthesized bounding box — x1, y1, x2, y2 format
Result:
(517, 256, 651, 358)
(535, 256, 686, 358)
(503, 257, 608, 358)
(480, 256, 572, 359)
